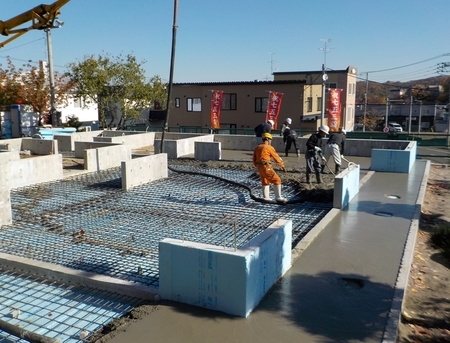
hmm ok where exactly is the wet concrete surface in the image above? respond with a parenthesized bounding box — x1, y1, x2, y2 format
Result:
(107, 151, 428, 343)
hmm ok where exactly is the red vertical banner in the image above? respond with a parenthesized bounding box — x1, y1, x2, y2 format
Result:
(210, 90, 223, 129)
(265, 91, 283, 129)
(327, 89, 342, 132)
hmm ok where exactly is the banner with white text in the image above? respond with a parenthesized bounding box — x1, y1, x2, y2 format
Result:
(265, 91, 283, 130)
(327, 88, 342, 132)
(210, 90, 223, 129)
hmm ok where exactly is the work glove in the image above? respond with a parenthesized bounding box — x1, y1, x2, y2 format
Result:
(341, 155, 344, 159)
(314, 146, 321, 152)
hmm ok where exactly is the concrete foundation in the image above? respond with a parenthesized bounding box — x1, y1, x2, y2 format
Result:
(194, 141, 221, 161)
(159, 219, 292, 317)
(371, 141, 417, 173)
(121, 153, 168, 190)
(333, 164, 361, 209)
(84, 144, 132, 172)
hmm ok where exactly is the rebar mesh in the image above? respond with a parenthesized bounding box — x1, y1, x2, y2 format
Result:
(5, 164, 331, 288)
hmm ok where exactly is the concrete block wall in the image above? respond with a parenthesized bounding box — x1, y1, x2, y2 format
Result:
(0, 138, 23, 152)
(94, 132, 155, 150)
(154, 134, 215, 159)
(194, 141, 221, 161)
(74, 141, 120, 158)
(0, 167, 12, 227)
(7, 154, 64, 189)
(159, 219, 292, 318)
(370, 141, 417, 173)
(0, 151, 20, 164)
(22, 138, 58, 155)
(84, 144, 132, 172)
(56, 130, 105, 152)
(333, 164, 361, 209)
(121, 153, 168, 190)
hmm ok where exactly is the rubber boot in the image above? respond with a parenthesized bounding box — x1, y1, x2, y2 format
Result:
(262, 185, 271, 200)
(321, 164, 326, 174)
(306, 173, 311, 184)
(272, 184, 287, 203)
(316, 172, 323, 184)
(296, 148, 300, 157)
(285, 148, 288, 157)
(335, 164, 341, 174)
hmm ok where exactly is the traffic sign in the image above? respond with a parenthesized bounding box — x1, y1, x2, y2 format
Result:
(383, 127, 389, 133)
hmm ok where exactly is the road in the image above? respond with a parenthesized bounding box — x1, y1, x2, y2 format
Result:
(417, 146, 450, 164)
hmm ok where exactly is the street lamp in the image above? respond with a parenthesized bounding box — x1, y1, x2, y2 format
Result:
(321, 66, 328, 125)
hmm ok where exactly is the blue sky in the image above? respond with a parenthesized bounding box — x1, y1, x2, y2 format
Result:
(1, 0, 449, 84)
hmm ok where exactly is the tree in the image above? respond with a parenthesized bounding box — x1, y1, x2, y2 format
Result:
(0, 57, 73, 125)
(67, 53, 167, 128)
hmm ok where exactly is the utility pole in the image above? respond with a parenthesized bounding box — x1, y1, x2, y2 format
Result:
(45, 28, 56, 126)
(161, 0, 178, 154)
(268, 52, 277, 77)
(363, 73, 368, 132)
(319, 39, 330, 126)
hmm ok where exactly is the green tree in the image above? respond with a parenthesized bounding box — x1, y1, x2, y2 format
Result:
(67, 53, 167, 128)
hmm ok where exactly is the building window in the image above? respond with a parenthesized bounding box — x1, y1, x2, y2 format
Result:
(74, 97, 82, 108)
(255, 97, 268, 113)
(329, 82, 337, 89)
(187, 97, 201, 112)
(175, 98, 180, 108)
(317, 97, 322, 111)
(306, 97, 312, 112)
(221, 93, 237, 110)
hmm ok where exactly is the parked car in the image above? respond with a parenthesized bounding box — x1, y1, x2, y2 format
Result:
(388, 122, 403, 132)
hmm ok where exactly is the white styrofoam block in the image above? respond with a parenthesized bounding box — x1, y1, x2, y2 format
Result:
(333, 165, 360, 209)
(159, 220, 292, 317)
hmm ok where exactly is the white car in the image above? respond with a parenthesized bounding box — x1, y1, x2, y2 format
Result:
(388, 123, 403, 132)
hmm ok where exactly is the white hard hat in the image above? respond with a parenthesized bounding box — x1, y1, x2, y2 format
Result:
(268, 120, 274, 126)
(319, 125, 329, 134)
(286, 118, 292, 124)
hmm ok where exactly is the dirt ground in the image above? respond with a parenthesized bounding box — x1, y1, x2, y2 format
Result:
(397, 164, 450, 342)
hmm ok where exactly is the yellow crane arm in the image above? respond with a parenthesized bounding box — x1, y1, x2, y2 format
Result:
(0, 0, 70, 48)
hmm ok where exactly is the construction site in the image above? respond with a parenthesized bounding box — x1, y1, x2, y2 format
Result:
(0, 129, 433, 343)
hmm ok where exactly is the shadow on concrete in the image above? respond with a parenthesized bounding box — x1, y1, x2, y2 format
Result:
(347, 200, 417, 220)
(163, 271, 393, 343)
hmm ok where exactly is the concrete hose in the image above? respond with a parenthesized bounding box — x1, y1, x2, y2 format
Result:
(168, 166, 304, 205)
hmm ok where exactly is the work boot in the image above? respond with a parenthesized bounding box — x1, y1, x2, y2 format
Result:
(262, 185, 271, 200)
(316, 172, 323, 184)
(272, 184, 287, 203)
(320, 164, 326, 174)
(285, 149, 289, 157)
(335, 164, 341, 174)
(296, 149, 300, 157)
(306, 174, 311, 184)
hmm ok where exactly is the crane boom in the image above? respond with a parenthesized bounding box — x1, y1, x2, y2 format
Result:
(0, 0, 70, 48)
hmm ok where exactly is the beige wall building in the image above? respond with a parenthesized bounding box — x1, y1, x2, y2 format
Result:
(167, 66, 357, 133)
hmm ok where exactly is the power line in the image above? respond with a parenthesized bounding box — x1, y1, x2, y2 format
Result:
(361, 53, 450, 74)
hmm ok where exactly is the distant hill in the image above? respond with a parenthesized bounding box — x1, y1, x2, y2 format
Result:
(356, 75, 450, 105)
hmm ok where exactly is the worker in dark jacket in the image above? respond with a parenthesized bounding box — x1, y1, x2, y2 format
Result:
(305, 125, 329, 184)
(322, 128, 346, 174)
(283, 126, 300, 157)
(254, 120, 274, 144)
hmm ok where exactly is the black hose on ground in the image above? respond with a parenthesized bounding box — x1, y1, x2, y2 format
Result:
(168, 165, 306, 205)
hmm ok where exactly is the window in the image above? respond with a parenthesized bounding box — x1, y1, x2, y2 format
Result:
(317, 97, 322, 111)
(187, 97, 201, 112)
(221, 93, 237, 110)
(328, 82, 337, 89)
(306, 97, 312, 112)
(74, 97, 82, 108)
(175, 98, 180, 108)
(255, 97, 268, 113)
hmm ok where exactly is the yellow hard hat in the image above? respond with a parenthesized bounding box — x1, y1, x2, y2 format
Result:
(262, 132, 273, 140)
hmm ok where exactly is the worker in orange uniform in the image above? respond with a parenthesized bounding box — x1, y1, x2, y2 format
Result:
(252, 132, 287, 203)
